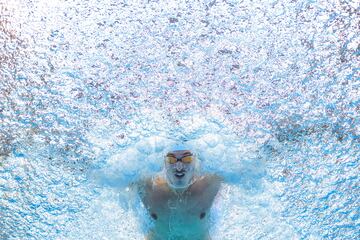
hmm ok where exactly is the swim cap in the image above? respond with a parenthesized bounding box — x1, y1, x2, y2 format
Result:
(169, 143, 189, 152)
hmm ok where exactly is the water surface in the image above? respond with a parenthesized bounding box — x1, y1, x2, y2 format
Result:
(0, 0, 359, 239)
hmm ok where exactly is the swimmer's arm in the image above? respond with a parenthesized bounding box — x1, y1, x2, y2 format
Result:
(126, 179, 144, 197)
(217, 159, 266, 185)
(192, 174, 223, 202)
(205, 174, 223, 186)
(218, 171, 244, 185)
(206, 174, 223, 194)
(130, 177, 153, 203)
(115, 178, 151, 211)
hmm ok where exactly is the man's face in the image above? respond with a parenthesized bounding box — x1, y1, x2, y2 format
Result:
(165, 150, 196, 189)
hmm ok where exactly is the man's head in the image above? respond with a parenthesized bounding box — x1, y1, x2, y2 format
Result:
(164, 149, 196, 189)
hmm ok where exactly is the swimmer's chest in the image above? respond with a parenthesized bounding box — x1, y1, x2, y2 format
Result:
(142, 182, 213, 223)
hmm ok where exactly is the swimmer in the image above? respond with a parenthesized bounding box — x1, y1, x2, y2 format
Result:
(137, 147, 222, 240)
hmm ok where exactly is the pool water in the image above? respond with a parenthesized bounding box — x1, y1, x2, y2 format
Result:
(0, 0, 359, 239)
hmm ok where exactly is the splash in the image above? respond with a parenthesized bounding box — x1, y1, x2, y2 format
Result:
(0, 0, 359, 239)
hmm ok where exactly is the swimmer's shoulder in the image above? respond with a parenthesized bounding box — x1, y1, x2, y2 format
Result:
(138, 175, 169, 193)
(191, 174, 223, 195)
(139, 175, 171, 208)
(195, 173, 222, 187)
(153, 175, 168, 187)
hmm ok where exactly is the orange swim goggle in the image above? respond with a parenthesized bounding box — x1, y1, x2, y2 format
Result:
(165, 154, 194, 164)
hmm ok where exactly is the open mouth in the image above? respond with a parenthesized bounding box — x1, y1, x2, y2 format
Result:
(174, 172, 185, 178)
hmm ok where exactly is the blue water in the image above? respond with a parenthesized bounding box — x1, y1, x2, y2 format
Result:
(0, 0, 359, 239)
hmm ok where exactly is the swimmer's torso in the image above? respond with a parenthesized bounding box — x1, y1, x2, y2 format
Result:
(139, 175, 221, 240)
